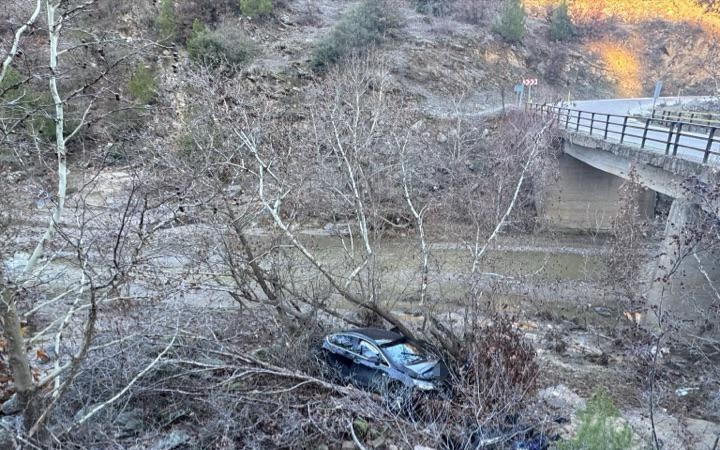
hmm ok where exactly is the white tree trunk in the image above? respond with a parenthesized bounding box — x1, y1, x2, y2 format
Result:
(0, 0, 42, 86)
(25, 1, 67, 274)
(401, 156, 429, 306)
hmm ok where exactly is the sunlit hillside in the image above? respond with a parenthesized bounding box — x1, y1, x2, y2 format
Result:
(526, 0, 720, 34)
(585, 41, 642, 96)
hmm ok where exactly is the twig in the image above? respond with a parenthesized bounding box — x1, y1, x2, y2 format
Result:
(74, 333, 177, 426)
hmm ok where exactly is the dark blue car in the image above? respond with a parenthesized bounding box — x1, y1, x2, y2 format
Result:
(320, 328, 449, 397)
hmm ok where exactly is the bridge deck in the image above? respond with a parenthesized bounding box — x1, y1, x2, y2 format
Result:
(529, 101, 720, 166)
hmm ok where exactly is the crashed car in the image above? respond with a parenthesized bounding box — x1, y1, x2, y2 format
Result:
(320, 328, 449, 397)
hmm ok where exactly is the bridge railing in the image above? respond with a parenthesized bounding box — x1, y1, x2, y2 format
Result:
(651, 108, 720, 130)
(527, 103, 720, 165)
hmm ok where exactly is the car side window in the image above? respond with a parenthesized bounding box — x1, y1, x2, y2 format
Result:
(329, 334, 358, 351)
(359, 340, 387, 366)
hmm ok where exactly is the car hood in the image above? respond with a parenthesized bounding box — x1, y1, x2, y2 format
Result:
(403, 359, 449, 381)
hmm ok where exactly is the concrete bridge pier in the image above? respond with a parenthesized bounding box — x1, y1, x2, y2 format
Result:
(645, 199, 720, 333)
(539, 154, 656, 231)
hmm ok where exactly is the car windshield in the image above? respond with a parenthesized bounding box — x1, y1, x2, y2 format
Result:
(382, 340, 428, 365)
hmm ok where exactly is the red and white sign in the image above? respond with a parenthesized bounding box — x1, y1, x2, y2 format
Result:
(522, 78, 538, 86)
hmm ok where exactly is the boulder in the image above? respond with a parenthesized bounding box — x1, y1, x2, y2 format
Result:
(1, 394, 20, 415)
(538, 384, 585, 412)
(149, 430, 191, 450)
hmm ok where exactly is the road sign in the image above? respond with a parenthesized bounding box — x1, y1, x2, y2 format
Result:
(514, 84, 525, 106)
(652, 80, 663, 109)
(653, 81, 663, 100)
(521, 79, 538, 104)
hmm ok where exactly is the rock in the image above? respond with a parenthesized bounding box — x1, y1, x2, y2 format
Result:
(369, 436, 385, 448)
(593, 306, 614, 317)
(1, 394, 20, 415)
(414, 446, 436, 450)
(387, 445, 399, 450)
(436, 133, 447, 143)
(538, 384, 586, 412)
(114, 409, 145, 438)
(685, 418, 720, 450)
(624, 408, 718, 450)
(352, 417, 369, 439)
(317, 445, 329, 450)
(341, 441, 355, 450)
(567, 335, 604, 357)
(515, 320, 538, 331)
(149, 430, 191, 450)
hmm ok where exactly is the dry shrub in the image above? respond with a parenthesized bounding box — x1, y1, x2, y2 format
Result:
(605, 169, 652, 315)
(454, 0, 500, 24)
(458, 316, 539, 416)
(407, 316, 542, 448)
(176, 0, 238, 41)
(545, 47, 568, 83)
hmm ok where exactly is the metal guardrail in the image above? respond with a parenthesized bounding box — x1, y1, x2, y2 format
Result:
(528, 103, 720, 164)
(651, 108, 720, 130)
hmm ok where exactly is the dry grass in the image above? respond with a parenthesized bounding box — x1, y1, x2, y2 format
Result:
(585, 40, 642, 97)
(525, 0, 720, 34)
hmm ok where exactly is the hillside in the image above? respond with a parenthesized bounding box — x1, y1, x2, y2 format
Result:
(1, 1, 720, 449)
(106, 0, 720, 124)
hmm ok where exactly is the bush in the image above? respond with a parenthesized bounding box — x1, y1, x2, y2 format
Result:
(186, 20, 257, 70)
(1, 67, 57, 140)
(238, 0, 273, 18)
(128, 64, 156, 104)
(458, 317, 538, 416)
(550, 0, 575, 41)
(0, 66, 23, 98)
(455, 0, 497, 24)
(311, 0, 397, 70)
(413, 0, 451, 16)
(544, 47, 568, 82)
(494, 0, 525, 43)
(156, 0, 177, 41)
(557, 388, 634, 450)
(175, 0, 238, 42)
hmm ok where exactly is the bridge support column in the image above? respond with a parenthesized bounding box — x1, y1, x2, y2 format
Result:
(645, 199, 720, 333)
(539, 154, 655, 230)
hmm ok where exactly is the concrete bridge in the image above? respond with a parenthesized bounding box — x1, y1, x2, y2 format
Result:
(530, 98, 720, 332)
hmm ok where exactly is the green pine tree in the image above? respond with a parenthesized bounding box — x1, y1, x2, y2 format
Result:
(128, 64, 156, 104)
(156, 0, 177, 42)
(557, 389, 634, 450)
(495, 0, 526, 43)
(550, 0, 575, 41)
(238, 0, 273, 18)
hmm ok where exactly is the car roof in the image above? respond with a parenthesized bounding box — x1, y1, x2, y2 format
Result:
(338, 328, 404, 345)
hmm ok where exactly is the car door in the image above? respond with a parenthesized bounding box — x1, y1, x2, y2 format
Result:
(352, 339, 390, 389)
(325, 334, 359, 380)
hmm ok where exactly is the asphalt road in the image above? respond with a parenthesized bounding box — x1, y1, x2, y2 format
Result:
(554, 97, 720, 165)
